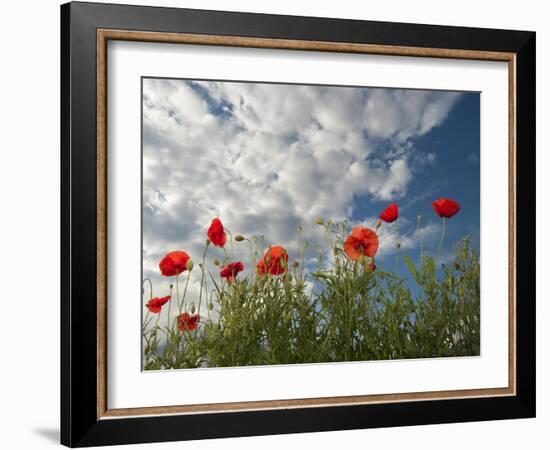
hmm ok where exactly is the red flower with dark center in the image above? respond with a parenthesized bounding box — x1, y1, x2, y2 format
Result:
(207, 218, 227, 247)
(177, 312, 200, 331)
(343, 227, 379, 261)
(220, 261, 244, 284)
(379, 203, 399, 223)
(432, 198, 461, 218)
(261, 246, 288, 275)
(159, 251, 191, 277)
(145, 295, 171, 314)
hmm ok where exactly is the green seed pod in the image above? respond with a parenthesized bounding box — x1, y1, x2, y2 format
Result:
(208, 302, 214, 311)
(213, 258, 220, 266)
(191, 304, 196, 314)
(186, 259, 194, 271)
(292, 261, 299, 268)
(235, 235, 245, 242)
(315, 218, 324, 225)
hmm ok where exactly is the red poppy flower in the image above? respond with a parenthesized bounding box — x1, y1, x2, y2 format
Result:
(379, 203, 399, 223)
(432, 198, 461, 218)
(343, 227, 379, 261)
(159, 251, 191, 277)
(367, 263, 376, 272)
(207, 218, 227, 247)
(220, 261, 244, 284)
(145, 295, 171, 313)
(177, 312, 200, 331)
(261, 246, 288, 275)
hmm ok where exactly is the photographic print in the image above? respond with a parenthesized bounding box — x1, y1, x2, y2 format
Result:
(141, 78, 480, 371)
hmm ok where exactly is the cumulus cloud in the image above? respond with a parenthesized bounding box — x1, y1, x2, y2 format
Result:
(141, 78, 462, 316)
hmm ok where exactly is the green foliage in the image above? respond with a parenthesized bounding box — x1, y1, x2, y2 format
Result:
(143, 226, 480, 370)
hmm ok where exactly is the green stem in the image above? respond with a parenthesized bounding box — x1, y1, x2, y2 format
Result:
(245, 238, 255, 270)
(179, 270, 191, 315)
(222, 246, 229, 263)
(142, 278, 153, 334)
(154, 312, 161, 332)
(437, 217, 446, 260)
(167, 282, 173, 337)
(143, 277, 153, 299)
(395, 220, 401, 274)
(195, 244, 209, 337)
(175, 274, 180, 313)
(142, 310, 151, 334)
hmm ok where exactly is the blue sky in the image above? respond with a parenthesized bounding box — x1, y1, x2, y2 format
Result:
(366, 92, 480, 271)
(142, 78, 479, 315)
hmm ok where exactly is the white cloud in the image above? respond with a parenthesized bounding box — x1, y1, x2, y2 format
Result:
(141, 79, 462, 320)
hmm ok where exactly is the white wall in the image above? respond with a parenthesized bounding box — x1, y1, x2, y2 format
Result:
(0, 0, 546, 448)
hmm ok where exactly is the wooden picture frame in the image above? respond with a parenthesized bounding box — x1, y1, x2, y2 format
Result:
(61, 1, 535, 447)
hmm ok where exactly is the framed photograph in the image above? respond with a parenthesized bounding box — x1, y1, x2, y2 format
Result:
(61, 1, 535, 447)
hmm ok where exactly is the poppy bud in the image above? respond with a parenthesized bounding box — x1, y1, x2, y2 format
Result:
(208, 302, 214, 311)
(191, 304, 196, 314)
(396, 242, 401, 249)
(315, 218, 324, 225)
(292, 261, 299, 268)
(186, 259, 194, 271)
(206, 239, 211, 246)
(213, 259, 220, 266)
(235, 235, 245, 242)
(375, 219, 382, 230)
(170, 284, 173, 289)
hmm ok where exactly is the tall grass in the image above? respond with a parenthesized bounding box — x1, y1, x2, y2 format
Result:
(143, 220, 479, 370)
